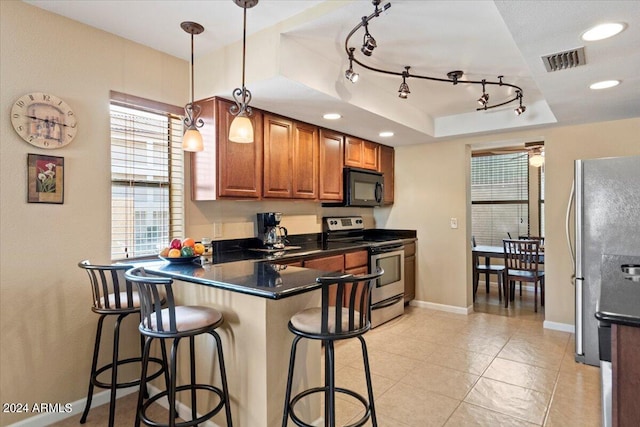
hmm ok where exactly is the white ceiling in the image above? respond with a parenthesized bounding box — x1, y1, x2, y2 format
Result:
(24, 0, 640, 147)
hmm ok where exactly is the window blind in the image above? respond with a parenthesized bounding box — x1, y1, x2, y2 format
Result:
(471, 153, 529, 246)
(110, 102, 184, 260)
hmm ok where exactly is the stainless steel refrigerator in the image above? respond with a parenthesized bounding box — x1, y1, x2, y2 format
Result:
(567, 155, 640, 366)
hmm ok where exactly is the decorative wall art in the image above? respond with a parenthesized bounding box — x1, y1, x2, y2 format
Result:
(27, 154, 64, 204)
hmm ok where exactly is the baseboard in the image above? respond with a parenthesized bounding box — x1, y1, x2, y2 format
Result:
(409, 299, 472, 315)
(6, 387, 137, 427)
(543, 320, 575, 333)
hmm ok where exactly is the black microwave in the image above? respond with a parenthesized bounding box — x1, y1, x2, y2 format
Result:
(342, 168, 384, 207)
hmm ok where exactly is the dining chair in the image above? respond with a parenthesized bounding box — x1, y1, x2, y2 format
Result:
(472, 237, 506, 304)
(503, 239, 545, 312)
(282, 268, 384, 427)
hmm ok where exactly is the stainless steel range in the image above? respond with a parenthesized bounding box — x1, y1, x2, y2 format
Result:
(323, 216, 405, 327)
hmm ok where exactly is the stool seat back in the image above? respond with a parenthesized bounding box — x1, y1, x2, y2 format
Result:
(78, 260, 136, 313)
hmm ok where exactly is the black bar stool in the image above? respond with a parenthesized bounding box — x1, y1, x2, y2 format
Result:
(125, 267, 233, 427)
(78, 260, 167, 426)
(282, 268, 384, 427)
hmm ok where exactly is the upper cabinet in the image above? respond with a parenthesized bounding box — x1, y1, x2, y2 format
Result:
(345, 136, 379, 171)
(263, 114, 319, 199)
(319, 129, 344, 201)
(378, 144, 394, 205)
(190, 97, 393, 204)
(191, 97, 263, 200)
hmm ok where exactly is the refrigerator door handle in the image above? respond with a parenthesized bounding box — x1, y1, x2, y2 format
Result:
(574, 160, 584, 357)
(566, 179, 576, 275)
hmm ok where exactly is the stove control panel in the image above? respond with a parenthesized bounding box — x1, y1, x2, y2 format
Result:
(323, 216, 365, 232)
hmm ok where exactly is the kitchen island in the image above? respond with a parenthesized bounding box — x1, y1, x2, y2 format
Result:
(141, 259, 340, 427)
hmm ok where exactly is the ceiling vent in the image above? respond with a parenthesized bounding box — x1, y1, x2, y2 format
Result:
(542, 47, 586, 72)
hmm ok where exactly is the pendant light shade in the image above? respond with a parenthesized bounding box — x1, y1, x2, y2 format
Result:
(229, 0, 258, 143)
(181, 21, 205, 152)
(182, 128, 204, 151)
(529, 153, 545, 168)
(229, 113, 254, 143)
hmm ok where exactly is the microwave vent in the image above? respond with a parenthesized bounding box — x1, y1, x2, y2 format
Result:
(542, 47, 586, 72)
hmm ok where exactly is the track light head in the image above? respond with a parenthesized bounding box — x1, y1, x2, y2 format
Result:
(361, 33, 377, 56)
(514, 105, 527, 115)
(478, 93, 489, 106)
(398, 81, 410, 99)
(345, 68, 360, 83)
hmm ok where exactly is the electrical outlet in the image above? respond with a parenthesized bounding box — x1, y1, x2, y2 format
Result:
(213, 222, 222, 238)
(450, 217, 458, 229)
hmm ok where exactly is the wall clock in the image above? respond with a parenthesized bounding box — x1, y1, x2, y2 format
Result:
(10, 92, 78, 149)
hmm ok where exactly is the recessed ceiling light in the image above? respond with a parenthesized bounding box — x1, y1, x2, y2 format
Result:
(323, 113, 341, 120)
(379, 131, 394, 137)
(590, 80, 620, 90)
(581, 23, 626, 41)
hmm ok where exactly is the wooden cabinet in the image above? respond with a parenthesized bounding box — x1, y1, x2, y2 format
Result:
(404, 242, 416, 303)
(612, 324, 640, 426)
(303, 254, 345, 273)
(263, 114, 319, 199)
(263, 114, 293, 198)
(345, 136, 379, 171)
(292, 122, 319, 199)
(319, 129, 344, 201)
(191, 97, 263, 200)
(344, 250, 368, 274)
(378, 144, 395, 205)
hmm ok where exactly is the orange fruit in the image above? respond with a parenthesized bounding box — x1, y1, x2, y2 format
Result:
(182, 238, 195, 248)
(168, 248, 181, 258)
(159, 247, 170, 257)
(193, 243, 205, 255)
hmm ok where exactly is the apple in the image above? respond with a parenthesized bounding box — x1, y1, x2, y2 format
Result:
(170, 238, 182, 250)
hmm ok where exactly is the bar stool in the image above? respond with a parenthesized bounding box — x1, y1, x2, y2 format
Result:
(282, 268, 384, 427)
(124, 267, 233, 427)
(78, 260, 167, 426)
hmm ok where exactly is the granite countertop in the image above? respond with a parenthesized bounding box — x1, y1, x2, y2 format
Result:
(595, 254, 640, 327)
(140, 230, 417, 300)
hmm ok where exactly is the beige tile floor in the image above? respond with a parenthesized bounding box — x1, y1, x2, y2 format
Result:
(53, 284, 602, 426)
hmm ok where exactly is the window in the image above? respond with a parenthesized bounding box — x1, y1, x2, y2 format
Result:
(471, 153, 529, 246)
(110, 92, 184, 260)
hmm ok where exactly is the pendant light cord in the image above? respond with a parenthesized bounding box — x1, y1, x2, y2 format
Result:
(190, 31, 195, 106)
(241, 6, 247, 103)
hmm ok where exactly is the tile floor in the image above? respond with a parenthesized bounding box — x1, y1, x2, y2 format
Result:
(53, 284, 602, 426)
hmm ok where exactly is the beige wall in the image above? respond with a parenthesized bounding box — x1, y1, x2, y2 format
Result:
(376, 118, 640, 326)
(2, 1, 640, 425)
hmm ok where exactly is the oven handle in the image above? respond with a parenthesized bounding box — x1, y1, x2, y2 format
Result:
(369, 244, 404, 254)
(371, 294, 404, 310)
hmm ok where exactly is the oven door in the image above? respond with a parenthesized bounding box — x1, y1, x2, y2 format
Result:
(370, 248, 404, 304)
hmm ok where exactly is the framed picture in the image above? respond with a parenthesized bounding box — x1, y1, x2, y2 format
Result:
(27, 154, 64, 204)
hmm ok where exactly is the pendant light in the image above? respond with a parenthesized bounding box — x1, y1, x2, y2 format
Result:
(229, 0, 258, 143)
(181, 21, 205, 152)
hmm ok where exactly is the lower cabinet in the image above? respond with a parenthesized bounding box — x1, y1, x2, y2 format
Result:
(612, 324, 640, 425)
(404, 242, 416, 303)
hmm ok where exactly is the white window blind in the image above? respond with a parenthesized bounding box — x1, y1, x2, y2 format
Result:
(110, 99, 184, 260)
(471, 153, 529, 246)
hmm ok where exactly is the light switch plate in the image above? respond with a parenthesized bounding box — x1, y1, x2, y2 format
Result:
(450, 217, 458, 229)
(213, 222, 223, 238)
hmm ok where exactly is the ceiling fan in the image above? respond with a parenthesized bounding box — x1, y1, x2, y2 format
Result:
(476, 141, 545, 167)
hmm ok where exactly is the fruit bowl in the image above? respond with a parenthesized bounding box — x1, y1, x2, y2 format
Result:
(159, 255, 201, 264)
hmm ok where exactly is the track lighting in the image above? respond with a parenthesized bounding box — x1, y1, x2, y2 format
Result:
(344, 1, 525, 114)
(345, 47, 360, 83)
(229, 0, 259, 144)
(398, 66, 410, 99)
(181, 21, 205, 152)
(514, 90, 526, 116)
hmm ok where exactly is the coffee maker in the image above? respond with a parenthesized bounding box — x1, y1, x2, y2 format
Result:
(256, 212, 288, 249)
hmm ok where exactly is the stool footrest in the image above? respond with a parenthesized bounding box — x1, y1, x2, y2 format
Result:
(288, 386, 372, 427)
(91, 356, 165, 390)
(140, 384, 226, 427)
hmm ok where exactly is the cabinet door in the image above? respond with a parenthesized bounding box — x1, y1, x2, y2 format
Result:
(292, 122, 319, 199)
(362, 141, 379, 170)
(403, 242, 416, 303)
(378, 144, 394, 205)
(304, 254, 345, 307)
(191, 97, 263, 200)
(263, 114, 293, 198)
(319, 129, 344, 201)
(345, 250, 368, 270)
(344, 136, 363, 168)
